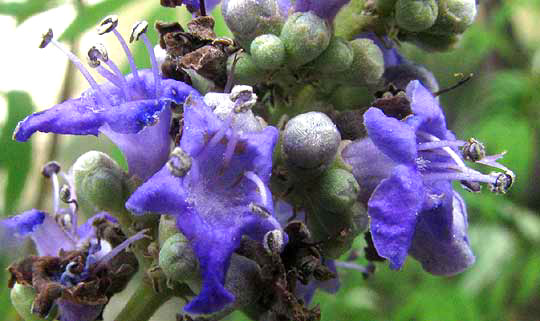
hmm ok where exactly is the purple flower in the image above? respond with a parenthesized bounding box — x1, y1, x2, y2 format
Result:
(1, 166, 145, 321)
(1, 209, 144, 320)
(126, 91, 282, 314)
(13, 23, 200, 181)
(342, 80, 514, 275)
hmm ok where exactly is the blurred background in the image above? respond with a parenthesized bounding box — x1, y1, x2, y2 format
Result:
(1, 0, 539, 320)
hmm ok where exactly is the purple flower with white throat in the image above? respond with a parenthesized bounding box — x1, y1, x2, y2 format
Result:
(13, 16, 200, 181)
(342, 80, 514, 275)
(1, 162, 145, 321)
(126, 86, 282, 314)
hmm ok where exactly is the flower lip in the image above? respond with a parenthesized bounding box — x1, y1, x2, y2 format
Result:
(126, 96, 282, 314)
(345, 80, 515, 272)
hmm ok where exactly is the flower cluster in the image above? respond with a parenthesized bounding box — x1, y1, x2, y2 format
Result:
(2, 1, 515, 321)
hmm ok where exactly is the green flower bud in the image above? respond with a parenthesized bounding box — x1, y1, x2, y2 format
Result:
(410, 32, 462, 52)
(227, 52, 267, 85)
(159, 233, 200, 282)
(316, 168, 360, 214)
(72, 151, 129, 215)
(329, 85, 371, 111)
(158, 215, 178, 247)
(376, 0, 397, 16)
(336, 39, 384, 86)
(307, 201, 368, 259)
(428, 0, 477, 35)
(280, 12, 331, 68)
(282, 112, 341, 175)
(222, 0, 285, 49)
(250, 34, 286, 70)
(11, 284, 53, 321)
(309, 37, 354, 74)
(395, 0, 438, 32)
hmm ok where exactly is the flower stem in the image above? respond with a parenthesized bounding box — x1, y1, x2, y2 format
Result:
(114, 282, 173, 321)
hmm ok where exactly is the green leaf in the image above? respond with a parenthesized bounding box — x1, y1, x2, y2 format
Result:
(0, 91, 34, 215)
(59, 0, 132, 42)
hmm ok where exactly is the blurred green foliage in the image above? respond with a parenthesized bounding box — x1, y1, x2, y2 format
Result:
(1, 1, 539, 320)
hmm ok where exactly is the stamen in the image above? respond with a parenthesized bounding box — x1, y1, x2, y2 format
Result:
(88, 44, 131, 100)
(230, 85, 257, 112)
(461, 138, 486, 161)
(40, 28, 111, 108)
(167, 147, 192, 177)
(417, 140, 466, 151)
(416, 131, 467, 169)
(60, 172, 78, 236)
(423, 172, 498, 185)
(223, 129, 239, 167)
(42, 161, 61, 215)
(208, 115, 233, 148)
(130, 21, 161, 98)
(249, 203, 271, 218)
(94, 229, 148, 271)
(334, 261, 375, 279)
(98, 15, 143, 91)
(244, 171, 268, 207)
(488, 172, 514, 194)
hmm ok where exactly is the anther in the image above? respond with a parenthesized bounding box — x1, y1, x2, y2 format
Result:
(130, 20, 161, 98)
(462, 138, 486, 162)
(59, 184, 71, 203)
(39, 28, 54, 48)
(489, 172, 514, 194)
(97, 15, 119, 35)
(230, 85, 257, 113)
(87, 43, 109, 62)
(166, 147, 192, 177)
(41, 161, 61, 178)
(39, 28, 112, 107)
(263, 229, 284, 255)
(249, 203, 270, 218)
(130, 21, 149, 43)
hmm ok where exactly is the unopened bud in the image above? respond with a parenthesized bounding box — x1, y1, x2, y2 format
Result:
(159, 233, 200, 282)
(158, 215, 178, 247)
(227, 52, 267, 86)
(280, 12, 331, 68)
(72, 151, 129, 215)
(336, 39, 384, 86)
(250, 34, 285, 70)
(282, 112, 341, 173)
(395, 0, 438, 32)
(428, 0, 477, 35)
(309, 36, 354, 74)
(315, 168, 360, 214)
(11, 284, 51, 321)
(222, 0, 285, 48)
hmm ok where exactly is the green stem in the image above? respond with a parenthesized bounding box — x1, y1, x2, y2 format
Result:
(115, 282, 173, 321)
